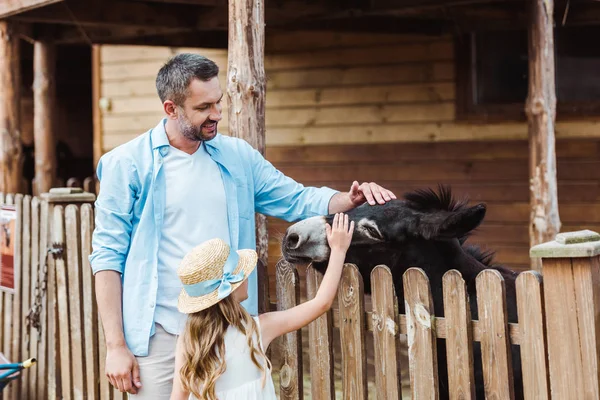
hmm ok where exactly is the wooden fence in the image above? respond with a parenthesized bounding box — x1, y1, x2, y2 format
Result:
(0, 191, 125, 400)
(2, 189, 600, 399)
(275, 229, 600, 399)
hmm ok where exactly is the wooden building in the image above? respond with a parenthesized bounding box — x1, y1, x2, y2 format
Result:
(3, 0, 600, 291)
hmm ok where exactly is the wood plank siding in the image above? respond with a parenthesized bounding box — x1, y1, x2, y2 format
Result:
(96, 31, 600, 298)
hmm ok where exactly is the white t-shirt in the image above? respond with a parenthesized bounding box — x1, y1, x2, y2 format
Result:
(154, 143, 230, 334)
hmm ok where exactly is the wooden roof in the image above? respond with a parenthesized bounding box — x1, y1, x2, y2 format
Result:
(3, 0, 600, 47)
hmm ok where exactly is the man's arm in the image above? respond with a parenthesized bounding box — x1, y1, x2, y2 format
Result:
(89, 153, 141, 394)
(96, 271, 141, 394)
(247, 143, 396, 219)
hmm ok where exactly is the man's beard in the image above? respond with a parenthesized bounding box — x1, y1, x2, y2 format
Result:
(177, 112, 217, 142)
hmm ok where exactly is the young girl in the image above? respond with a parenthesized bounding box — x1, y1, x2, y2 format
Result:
(170, 213, 354, 400)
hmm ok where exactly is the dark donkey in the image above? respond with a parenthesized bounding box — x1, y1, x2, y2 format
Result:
(281, 186, 522, 400)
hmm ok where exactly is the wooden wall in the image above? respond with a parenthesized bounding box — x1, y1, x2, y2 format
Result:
(96, 32, 600, 295)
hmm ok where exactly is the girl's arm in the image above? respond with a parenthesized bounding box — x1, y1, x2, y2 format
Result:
(170, 334, 190, 400)
(259, 213, 354, 349)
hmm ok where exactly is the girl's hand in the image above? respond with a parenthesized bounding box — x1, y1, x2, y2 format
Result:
(326, 213, 354, 253)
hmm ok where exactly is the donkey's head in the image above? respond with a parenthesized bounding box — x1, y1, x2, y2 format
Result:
(281, 185, 487, 264)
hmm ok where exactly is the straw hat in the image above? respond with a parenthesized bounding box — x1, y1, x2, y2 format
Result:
(177, 238, 257, 314)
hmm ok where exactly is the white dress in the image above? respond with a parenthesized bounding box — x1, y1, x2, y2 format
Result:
(189, 317, 277, 400)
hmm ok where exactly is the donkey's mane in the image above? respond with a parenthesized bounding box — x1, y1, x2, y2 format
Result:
(403, 184, 469, 213)
(463, 244, 499, 269)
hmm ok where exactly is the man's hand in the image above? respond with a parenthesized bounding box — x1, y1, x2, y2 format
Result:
(106, 344, 142, 394)
(348, 181, 396, 206)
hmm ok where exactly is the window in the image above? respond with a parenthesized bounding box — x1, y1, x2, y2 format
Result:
(456, 25, 600, 121)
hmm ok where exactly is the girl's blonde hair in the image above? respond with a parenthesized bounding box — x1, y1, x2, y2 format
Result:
(179, 295, 272, 400)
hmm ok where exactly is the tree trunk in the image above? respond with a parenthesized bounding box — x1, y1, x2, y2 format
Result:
(227, 0, 269, 313)
(0, 21, 22, 194)
(33, 38, 56, 195)
(526, 0, 561, 271)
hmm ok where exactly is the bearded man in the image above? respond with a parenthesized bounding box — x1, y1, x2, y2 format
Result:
(89, 53, 395, 399)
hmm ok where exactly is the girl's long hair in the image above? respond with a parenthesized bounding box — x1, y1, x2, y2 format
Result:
(179, 295, 272, 400)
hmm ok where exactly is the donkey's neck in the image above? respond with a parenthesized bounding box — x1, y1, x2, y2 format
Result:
(436, 239, 486, 282)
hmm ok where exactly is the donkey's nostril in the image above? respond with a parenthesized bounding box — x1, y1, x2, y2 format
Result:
(286, 233, 301, 250)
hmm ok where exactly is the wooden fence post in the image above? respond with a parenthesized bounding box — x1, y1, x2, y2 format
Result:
(530, 229, 600, 399)
(40, 189, 96, 400)
(276, 260, 302, 400)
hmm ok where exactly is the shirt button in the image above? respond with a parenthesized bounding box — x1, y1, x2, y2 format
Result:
(150, 303, 155, 308)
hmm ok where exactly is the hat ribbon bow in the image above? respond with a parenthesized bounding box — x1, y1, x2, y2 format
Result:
(183, 251, 245, 299)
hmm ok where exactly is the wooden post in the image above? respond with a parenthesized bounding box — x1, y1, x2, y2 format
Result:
(0, 21, 23, 194)
(526, 0, 561, 271)
(226, 0, 269, 313)
(530, 230, 600, 398)
(33, 37, 56, 195)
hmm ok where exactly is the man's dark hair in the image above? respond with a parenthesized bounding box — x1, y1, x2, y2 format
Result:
(156, 53, 219, 106)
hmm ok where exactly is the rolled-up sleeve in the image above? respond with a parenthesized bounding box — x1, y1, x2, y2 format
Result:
(248, 144, 338, 222)
(88, 153, 139, 275)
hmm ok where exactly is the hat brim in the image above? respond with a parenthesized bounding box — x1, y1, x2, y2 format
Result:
(177, 249, 258, 314)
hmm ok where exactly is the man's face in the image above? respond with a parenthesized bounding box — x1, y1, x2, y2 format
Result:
(177, 77, 223, 142)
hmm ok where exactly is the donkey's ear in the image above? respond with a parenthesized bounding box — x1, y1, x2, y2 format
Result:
(438, 203, 486, 238)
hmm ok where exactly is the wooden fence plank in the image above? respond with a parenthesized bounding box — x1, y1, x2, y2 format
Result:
(81, 203, 98, 400)
(515, 271, 550, 400)
(66, 205, 86, 399)
(2, 194, 14, 399)
(83, 177, 95, 195)
(10, 194, 23, 400)
(370, 265, 401, 400)
(276, 260, 302, 400)
(338, 263, 368, 400)
(38, 199, 49, 400)
(442, 270, 475, 400)
(572, 256, 600, 399)
(306, 265, 334, 400)
(53, 205, 72, 400)
(29, 196, 40, 398)
(98, 318, 111, 400)
(476, 269, 515, 400)
(3, 194, 14, 366)
(403, 267, 439, 399)
(19, 195, 31, 399)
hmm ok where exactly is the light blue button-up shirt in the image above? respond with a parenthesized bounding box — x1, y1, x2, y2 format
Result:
(89, 119, 338, 356)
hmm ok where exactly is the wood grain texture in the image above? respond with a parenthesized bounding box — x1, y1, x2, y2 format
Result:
(338, 264, 368, 400)
(65, 205, 86, 399)
(81, 204, 99, 400)
(442, 270, 475, 400)
(29, 196, 40, 397)
(526, 0, 561, 271)
(53, 205, 72, 400)
(541, 257, 586, 399)
(0, 21, 23, 194)
(476, 269, 514, 400)
(403, 267, 439, 399)
(515, 271, 550, 400)
(38, 198, 49, 400)
(275, 260, 302, 400)
(19, 195, 31, 399)
(306, 265, 335, 400)
(370, 265, 401, 400)
(571, 256, 600, 398)
(33, 38, 57, 194)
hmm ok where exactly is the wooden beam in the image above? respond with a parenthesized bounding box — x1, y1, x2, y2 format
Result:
(33, 37, 56, 195)
(0, 0, 62, 18)
(0, 21, 23, 194)
(12, 0, 222, 30)
(226, 0, 269, 314)
(55, 27, 228, 47)
(526, 0, 561, 271)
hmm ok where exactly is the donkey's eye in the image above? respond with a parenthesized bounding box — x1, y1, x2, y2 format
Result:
(365, 225, 381, 238)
